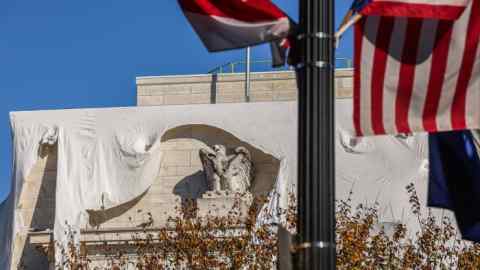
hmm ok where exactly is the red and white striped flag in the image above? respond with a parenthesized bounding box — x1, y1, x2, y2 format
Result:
(354, 0, 478, 136)
(360, 0, 470, 20)
(178, 0, 292, 52)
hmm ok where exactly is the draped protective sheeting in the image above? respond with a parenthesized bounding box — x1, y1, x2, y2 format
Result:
(1, 101, 429, 269)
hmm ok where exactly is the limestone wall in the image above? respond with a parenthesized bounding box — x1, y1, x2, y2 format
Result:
(14, 69, 354, 269)
(93, 124, 280, 230)
(137, 69, 353, 106)
(13, 147, 57, 269)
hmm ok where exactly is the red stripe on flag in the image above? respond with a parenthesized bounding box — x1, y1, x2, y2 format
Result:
(178, 0, 286, 23)
(395, 18, 423, 134)
(361, 2, 466, 20)
(451, 1, 480, 130)
(423, 21, 453, 132)
(370, 17, 395, 135)
(354, 18, 365, 136)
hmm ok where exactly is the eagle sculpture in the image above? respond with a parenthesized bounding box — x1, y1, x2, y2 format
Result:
(199, 144, 255, 193)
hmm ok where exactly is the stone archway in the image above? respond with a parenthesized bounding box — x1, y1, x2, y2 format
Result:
(83, 124, 281, 229)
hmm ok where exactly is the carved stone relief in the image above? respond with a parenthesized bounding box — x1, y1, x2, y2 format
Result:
(199, 144, 255, 194)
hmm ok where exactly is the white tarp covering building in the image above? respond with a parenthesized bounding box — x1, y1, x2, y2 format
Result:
(0, 70, 432, 269)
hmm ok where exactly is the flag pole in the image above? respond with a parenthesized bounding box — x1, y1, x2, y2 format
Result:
(245, 46, 251, 102)
(296, 0, 336, 269)
(335, 14, 362, 44)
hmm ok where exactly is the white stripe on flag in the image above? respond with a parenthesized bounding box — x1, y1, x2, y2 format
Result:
(408, 20, 437, 132)
(466, 44, 480, 128)
(360, 16, 381, 135)
(383, 18, 407, 134)
(184, 12, 290, 51)
(435, 3, 471, 131)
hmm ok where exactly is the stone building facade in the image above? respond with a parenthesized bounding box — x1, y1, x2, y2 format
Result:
(136, 70, 353, 106)
(14, 69, 354, 269)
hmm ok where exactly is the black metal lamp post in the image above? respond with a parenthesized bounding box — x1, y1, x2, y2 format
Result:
(296, 0, 336, 269)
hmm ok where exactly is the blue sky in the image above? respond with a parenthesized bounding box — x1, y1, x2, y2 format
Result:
(0, 0, 354, 202)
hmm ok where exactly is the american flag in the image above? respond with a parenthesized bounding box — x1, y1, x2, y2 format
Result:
(178, 0, 292, 52)
(360, 0, 469, 20)
(354, 0, 478, 136)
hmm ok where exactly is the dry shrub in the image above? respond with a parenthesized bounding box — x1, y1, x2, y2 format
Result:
(55, 185, 480, 270)
(56, 194, 287, 270)
(336, 183, 480, 270)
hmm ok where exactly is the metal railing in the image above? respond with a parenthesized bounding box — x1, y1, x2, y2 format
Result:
(207, 59, 288, 74)
(336, 57, 353, 69)
(208, 57, 353, 74)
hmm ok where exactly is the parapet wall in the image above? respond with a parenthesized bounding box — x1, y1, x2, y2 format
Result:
(137, 69, 353, 106)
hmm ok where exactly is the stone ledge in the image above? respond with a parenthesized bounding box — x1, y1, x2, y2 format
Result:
(201, 190, 253, 200)
(29, 226, 248, 247)
(137, 69, 353, 86)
